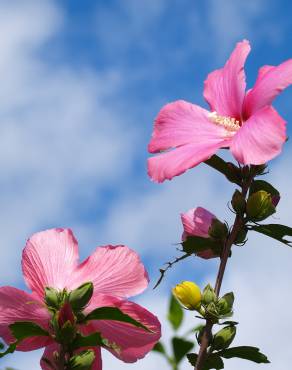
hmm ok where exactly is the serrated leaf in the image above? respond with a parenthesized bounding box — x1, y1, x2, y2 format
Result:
(205, 155, 241, 185)
(187, 353, 224, 369)
(250, 180, 279, 197)
(172, 337, 194, 363)
(250, 223, 292, 247)
(152, 341, 166, 355)
(168, 294, 183, 330)
(85, 307, 151, 332)
(218, 346, 270, 363)
(9, 322, 49, 341)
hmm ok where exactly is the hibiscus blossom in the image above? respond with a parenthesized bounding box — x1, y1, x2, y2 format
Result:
(0, 228, 161, 369)
(181, 207, 219, 259)
(148, 40, 292, 182)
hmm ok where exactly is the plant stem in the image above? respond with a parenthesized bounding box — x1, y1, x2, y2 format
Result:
(194, 182, 250, 370)
(56, 345, 67, 370)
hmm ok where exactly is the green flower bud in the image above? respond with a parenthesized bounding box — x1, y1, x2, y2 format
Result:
(202, 284, 217, 305)
(217, 292, 234, 316)
(45, 287, 60, 309)
(208, 219, 228, 240)
(69, 349, 95, 370)
(69, 282, 94, 312)
(212, 325, 236, 350)
(231, 190, 246, 215)
(246, 190, 275, 221)
(234, 227, 248, 244)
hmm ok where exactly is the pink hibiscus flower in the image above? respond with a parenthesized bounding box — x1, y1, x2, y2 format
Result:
(148, 40, 292, 182)
(181, 207, 219, 259)
(0, 228, 161, 369)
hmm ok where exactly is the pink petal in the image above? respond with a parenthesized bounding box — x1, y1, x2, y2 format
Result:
(22, 228, 79, 299)
(181, 207, 216, 238)
(148, 100, 229, 154)
(0, 286, 51, 351)
(68, 245, 149, 299)
(85, 294, 161, 363)
(230, 106, 287, 164)
(243, 59, 292, 117)
(147, 101, 231, 182)
(41, 343, 102, 370)
(204, 40, 251, 119)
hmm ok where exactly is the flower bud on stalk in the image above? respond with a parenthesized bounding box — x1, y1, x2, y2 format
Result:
(246, 190, 276, 221)
(212, 325, 236, 350)
(172, 281, 201, 310)
(201, 284, 216, 305)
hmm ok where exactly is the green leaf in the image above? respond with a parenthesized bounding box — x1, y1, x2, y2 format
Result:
(85, 307, 151, 332)
(9, 322, 49, 341)
(168, 294, 183, 331)
(250, 180, 279, 197)
(68, 349, 95, 370)
(182, 236, 220, 255)
(152, 341, 167, 355)
(250, 223, 292, 247)
(72, 332, 105, 349)
(187, 353, 224, 369)
(0, 342, 17, 358)
(205, 155, 241, 185)
(172, 337, 194, 363)
(218, 346, 270, 363)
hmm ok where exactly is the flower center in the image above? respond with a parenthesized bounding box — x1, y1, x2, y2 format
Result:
(209, 111, 240, 132)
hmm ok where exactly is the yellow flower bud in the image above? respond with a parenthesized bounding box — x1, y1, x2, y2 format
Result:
(172, 281, 201, 310)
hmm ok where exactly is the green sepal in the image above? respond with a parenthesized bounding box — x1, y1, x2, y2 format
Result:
(208, 219, 228, 240)
(85, 306, 151, 332)
(211, 325, 236, 350)
(182, 236, 220, 255)
(217, 292, 234, 316)
(202, 284, 217, 305)
(204, 155, 241, 185)
(58, 320, 76, 344)
(167, 294, 183, 331)
(217, 346, 270, 363)
(68, 282, 93, 312)
(68, 349, 95, 370)
(71, 332, 104, 349)
(231, 189, 246, 215)
(0, 342, 17, 359)
(249, 223, 292, 247)
(187, 353, 224, 369)
(9, 321, 49, 341)
(172, 337, 194, 364)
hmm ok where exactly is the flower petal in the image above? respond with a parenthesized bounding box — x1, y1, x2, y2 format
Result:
(22, 228, 79, 299)
(147, 101, 230, 182)
(230, 106, 287, 164)
(243, 59, 292, 117)
(204, 40, 251, 118)
(181, 207, 216, 238)
(68, 245, 149, 299)
(148, 100, 229, 153)
(85, 294, 161, 363)
(148, 140, 228, 183)
(40, 343, 102, 370)
(0, 286, 51, 351)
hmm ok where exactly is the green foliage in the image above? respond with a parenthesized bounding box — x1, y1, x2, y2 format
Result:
(204, 155, 241, 185)
(217, 346, 270, 363)
(85, 306, 150, 331)
(9, 321, 49, 341)
(250, 223, 292, 247)
(168, 295, 184, 331)
(187, 353, 224, 369)
(172, 337, 194, 364)
(68, 350, 95, 370)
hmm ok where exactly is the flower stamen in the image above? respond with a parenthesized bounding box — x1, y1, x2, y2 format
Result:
(209, 111, 240, 132)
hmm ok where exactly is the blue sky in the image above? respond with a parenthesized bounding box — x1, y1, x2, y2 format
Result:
(0, 0, 292, 369)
